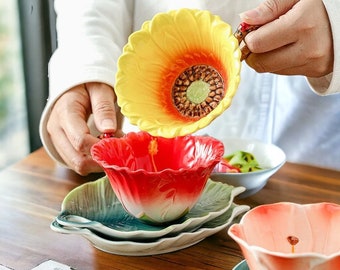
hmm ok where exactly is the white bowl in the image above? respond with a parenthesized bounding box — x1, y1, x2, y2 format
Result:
(210, 138, 286, 198)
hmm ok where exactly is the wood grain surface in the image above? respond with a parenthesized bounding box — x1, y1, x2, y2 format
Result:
(0, 148, 339, 270)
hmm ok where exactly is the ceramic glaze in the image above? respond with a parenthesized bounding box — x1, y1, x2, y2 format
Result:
(91, 131, 224, 224)
(57, 176, 245, 240)
(228, 202, 340, 270)
(115, 9, 241, 138)
(51, 204, 249, 256)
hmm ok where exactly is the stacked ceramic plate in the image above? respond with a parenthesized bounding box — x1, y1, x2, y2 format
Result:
(51, 176, 249, 256)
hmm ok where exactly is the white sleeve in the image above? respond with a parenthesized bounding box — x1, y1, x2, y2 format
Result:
(307, 0, 340, 95)
(39, 0, 134, 164)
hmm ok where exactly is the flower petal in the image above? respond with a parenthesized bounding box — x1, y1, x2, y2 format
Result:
(116, 9, 241, 138)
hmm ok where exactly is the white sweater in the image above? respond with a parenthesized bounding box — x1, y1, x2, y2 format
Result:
(40, 0, 340, 171)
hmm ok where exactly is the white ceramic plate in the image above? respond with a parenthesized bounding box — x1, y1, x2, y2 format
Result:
(56, 177, 245, 240)
(51, 204, 249, 256)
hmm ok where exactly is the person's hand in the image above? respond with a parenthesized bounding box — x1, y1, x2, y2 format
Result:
(240, 0, 333, 77)
(47, 82, 124, 175)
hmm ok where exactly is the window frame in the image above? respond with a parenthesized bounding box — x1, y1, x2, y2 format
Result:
(18, 0, 56, 151)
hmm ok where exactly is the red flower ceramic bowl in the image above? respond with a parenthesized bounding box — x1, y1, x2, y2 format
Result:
(228, 202, 340, 270)
(91, 131, 224, 224)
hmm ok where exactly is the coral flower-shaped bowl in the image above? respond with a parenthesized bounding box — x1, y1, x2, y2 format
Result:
(228, 202, 340, 270)
(115, 9, 241, 138)
(91, 131, 224, 224)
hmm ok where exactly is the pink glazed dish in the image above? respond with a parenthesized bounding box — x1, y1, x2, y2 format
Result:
(228, 202, 340, 270)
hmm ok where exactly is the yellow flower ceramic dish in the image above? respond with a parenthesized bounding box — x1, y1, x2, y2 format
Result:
(115, 9, 241, 138)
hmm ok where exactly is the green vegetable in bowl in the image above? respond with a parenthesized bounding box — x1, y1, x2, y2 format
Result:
(224, 151, 262, 173)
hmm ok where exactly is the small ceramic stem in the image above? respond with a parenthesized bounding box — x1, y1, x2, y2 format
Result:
(151, 155, 157, 172)
(287, 235, 299, 254)
(148, 138, 158, 172)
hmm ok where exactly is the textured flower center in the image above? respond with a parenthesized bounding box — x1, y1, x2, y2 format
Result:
(186, 80, 210, 104)
(172, 64, 225, 119)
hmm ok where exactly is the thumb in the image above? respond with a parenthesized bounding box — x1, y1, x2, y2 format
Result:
(86, 82, 118, 133)
(240, 0, 299, 25)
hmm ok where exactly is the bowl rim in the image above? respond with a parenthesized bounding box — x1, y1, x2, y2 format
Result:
(91, 132, 225, 174)
(211, 138, 286, 175)
(210, 160, 285, 176)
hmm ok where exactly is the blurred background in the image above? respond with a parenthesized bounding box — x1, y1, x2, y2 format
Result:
(0, 0, 55, 170)
(0, 1, 28, 170)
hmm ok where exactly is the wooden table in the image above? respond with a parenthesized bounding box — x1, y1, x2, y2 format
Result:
(1, 148, 339, 270)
